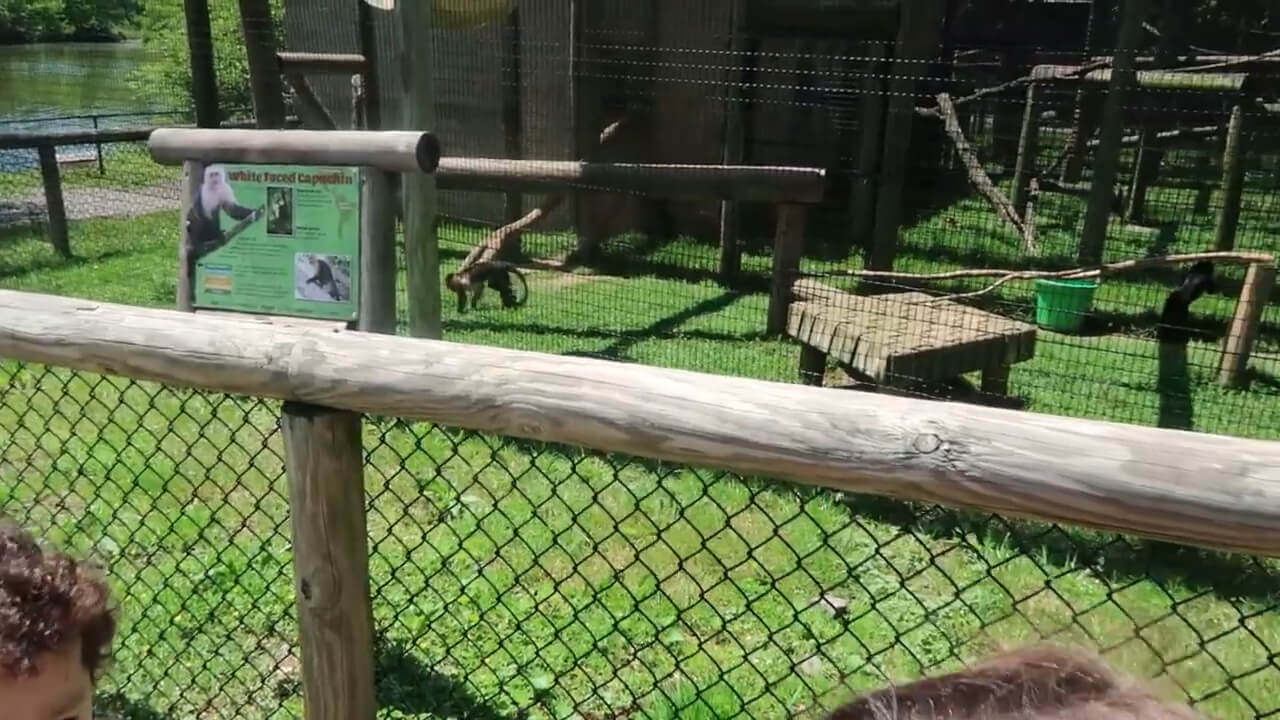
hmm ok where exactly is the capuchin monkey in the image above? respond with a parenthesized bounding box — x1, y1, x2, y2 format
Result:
(186, 164, 260, 259)
(445, 260, 529, 313)
(823, 644, 1211, 720)
(1157, 261, 1216, 345)
(306, 257, 341, 301)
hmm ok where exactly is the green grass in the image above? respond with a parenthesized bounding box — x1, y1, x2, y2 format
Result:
(1, 170, 1279, 719)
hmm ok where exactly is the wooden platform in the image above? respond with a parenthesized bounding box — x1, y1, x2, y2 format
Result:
(786, 287, 1037, 395)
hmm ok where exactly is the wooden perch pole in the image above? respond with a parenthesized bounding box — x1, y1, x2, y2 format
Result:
(1219, 262, 1276, 387)
(285, 74, 338, 130)
(400, 0, 441, 339)
(35, 145, 71, 259)
(1079, 0, 1151, 266)
(1126, 0, 1186, 222)
(935, 93, 1036, 253)
(1214, 103, 1247, 251)
(867, 0, 945, 271)
(4, 288, 1280, 558)
(237, 0, 288, 129)
(1011, 82, 1041, 218)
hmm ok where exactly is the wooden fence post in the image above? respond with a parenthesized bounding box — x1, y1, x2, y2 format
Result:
(767, 204, 807, 336)
(177, 160, 203, 312)
(359, 168, 398, 334)
(282, 401, 376, 720)
(1219, 262, 1276, 387)
(1214, 103, 1247, 251)
(36, 145, 70, 258)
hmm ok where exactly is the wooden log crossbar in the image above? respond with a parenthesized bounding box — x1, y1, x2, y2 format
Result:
(277, 51, 369, 75)
(148, 128, 443, 174)
(1028, 65, 1248, 92)
(2, 289, 1280, 558)
(434, 157, 828, 204)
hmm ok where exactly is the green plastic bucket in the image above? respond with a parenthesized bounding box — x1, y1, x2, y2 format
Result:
(1034, 278, 1099, 333)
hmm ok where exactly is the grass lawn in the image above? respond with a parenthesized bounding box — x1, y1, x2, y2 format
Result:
(1, 167, 1279, 719)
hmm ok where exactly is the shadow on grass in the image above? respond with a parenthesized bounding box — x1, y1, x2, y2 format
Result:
(374, 633, 510, 720)
(447, 318, 766, 346)
(95, 690, 172, 720)
(837, 493, 1280, 607)
(1157, 340, 1194, 431)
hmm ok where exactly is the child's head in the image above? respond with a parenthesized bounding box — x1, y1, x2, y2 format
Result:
(825, 643, 1210, 720)
(0, 519, 116, 720)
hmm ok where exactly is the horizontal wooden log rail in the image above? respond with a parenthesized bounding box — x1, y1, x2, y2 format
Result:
(434, 157, 828, 203)
(1, 290, 1279, 557)
(1029, 65, 1248, 91)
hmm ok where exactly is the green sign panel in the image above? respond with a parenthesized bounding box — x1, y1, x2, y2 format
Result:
(190, 163, 361, 321)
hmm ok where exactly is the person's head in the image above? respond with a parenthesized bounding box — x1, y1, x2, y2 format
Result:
(0, 519, 116, 720)
(825, 643, 1210, 720)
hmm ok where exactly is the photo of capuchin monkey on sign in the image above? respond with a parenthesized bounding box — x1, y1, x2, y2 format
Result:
(294, 252, 352, 303)
(186, 163, 265, 263)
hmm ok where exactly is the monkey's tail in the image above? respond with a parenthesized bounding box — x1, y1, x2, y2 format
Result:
(510, 267, 530, 307)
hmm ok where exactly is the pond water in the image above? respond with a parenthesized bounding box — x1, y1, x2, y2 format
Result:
(0, 41, 177, 172)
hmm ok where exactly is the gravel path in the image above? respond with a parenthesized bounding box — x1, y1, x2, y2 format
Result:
(1, 178, 183, 226)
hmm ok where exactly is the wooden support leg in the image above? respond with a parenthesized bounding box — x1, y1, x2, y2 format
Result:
(981, 357, 1011, 396)
(799, 344, 827, 386)
(1219, 263, 1276, 387)
(767, 204, 807, 336)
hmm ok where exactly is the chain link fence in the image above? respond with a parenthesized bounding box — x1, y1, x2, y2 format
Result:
(3, 359, 1278, 720)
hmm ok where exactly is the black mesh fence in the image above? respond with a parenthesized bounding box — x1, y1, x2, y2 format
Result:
(392, 1, 1280, 441)
(2, 3, 1277, 438)
(3, 361, 1279, 720)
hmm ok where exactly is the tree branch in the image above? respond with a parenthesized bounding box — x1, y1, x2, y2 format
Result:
(934, 92, 1037, 253)
(803, 251, 1276, 304)
(456, 118, 628, 273)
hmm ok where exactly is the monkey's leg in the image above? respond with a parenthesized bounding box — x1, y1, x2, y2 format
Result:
(470, 284, 486, 309)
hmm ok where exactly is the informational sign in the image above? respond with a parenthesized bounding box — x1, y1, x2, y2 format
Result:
(188, 163, 361, 321)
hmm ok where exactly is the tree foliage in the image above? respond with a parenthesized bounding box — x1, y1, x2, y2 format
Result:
(0, 0, 139, 43)
(127, 0, 285, 120)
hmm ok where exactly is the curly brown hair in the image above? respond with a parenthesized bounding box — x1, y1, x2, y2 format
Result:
(825, 643, 1211, 720)
(0, 518, 117, 681)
